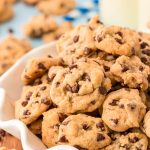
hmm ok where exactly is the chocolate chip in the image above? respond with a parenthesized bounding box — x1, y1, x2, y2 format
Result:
(97, 35, 102, 42)
(33, 79, 42, 85)
(115, 38, 123, 44)
(111, 119, 118, 124)
(69, 64, 77, 70)
(127, 103, 136, 110)
(0, 129, 6, 137)
(82, 123, 89, 130)
(41, 99, 51, 105)
(116, 31, 123, 37)
(99, 86, 107, 95)
(47, 55, 52, 58)
(140, 42, 149, 49)
(21, 101, 28, 107)
(56, 82, 60, 87)
(38, 63, 46, 70)
(82, 73, 91, 81)
(26, 92, 33, 101)
(71, 83, 79, 93)
(58, 113, 67, 122)
(91, 100, 96, 105)
(84, 47, 92, 55)
(97, 133, 105, 141)
(73, 35, 79, 43)
(142, 49, 150, 56)
(96, 122, 105, 131)
(23, 110, 31, 115)
(103, 65, 110, 72)
(122, 64, 129, 72)
(141, 57, 148, 64)
(139, 66, 144, 71)
(96, 20, 103, 24)
(8, 28, 14, 34)
(129, 137, 139, 143)
(109, 99, 119, 106)
(120, 104, 124, 108)
(74, 145, 88, 150)
(58, 135, 68, 143)
(40, 86, 47, 91)
(65, 84, 72, 92)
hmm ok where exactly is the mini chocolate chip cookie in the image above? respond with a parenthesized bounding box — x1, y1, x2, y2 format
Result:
(102, 88, 146, 132)
(0, 36, 32, 75)
(103, 131, 148, 150)
(50, 59, 111, 113)
(110, 55, 150, 90)
(95, 26, 140, 56)
(42, 108, 68, 147)
(24, 14, 57, 38)
(21, 56, 60, 85)
(37, 0, 76, 16)
(15, 84, 52, 125)
(58, 114, 111, 150)
(57, 25, 97, 64)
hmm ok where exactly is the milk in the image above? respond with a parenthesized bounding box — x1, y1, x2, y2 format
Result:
(100, 0, 138, 29)
(138, 0, 150, 32)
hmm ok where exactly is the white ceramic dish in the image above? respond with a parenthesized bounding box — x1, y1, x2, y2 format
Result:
(0, 42, 78, 150)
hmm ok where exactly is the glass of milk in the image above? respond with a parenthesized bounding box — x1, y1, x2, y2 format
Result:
(99, 0, 138, 29)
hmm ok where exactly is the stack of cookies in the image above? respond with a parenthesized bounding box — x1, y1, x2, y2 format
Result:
(15, 16, 150, 150)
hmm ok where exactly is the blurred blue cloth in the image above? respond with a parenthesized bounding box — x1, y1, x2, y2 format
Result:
(0, 0, 99, 48)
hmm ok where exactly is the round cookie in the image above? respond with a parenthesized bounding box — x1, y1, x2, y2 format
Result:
(143, 111, 150, 138)
(15, 84, 52, 125)
(57, 25, 97, 64)
(37, 0, 76, 16)
(50, 59, 111, 113)
(21, 56, 60, 85)
(24, 14, 57, 38)
(102, 88, 146, 132)
(42, 108, 68, 147)
(58, 114, 111, 150)
(0, 36, 32, 75)
(95, 25, 140, 56)
(0, 0, 14, 23)
(110, 55, 150, 90)
(103, 131, 148, 150)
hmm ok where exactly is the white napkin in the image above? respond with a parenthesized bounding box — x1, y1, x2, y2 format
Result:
(0, 42, 77, 150)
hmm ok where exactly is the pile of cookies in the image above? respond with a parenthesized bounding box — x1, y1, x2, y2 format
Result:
(15, 16, 150, 150)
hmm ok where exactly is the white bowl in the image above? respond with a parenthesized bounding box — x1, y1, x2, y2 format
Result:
(0, 42, 77, 150)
